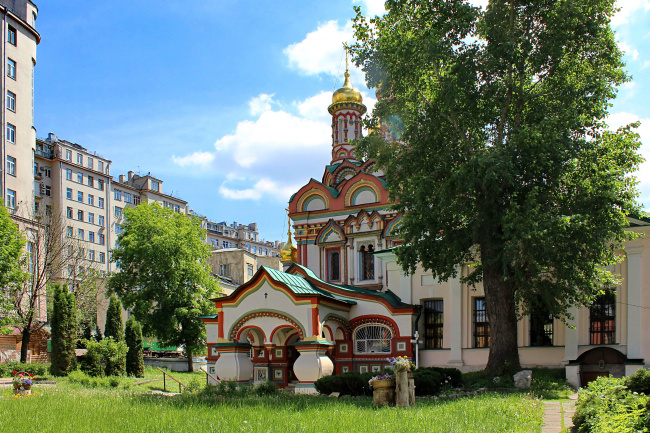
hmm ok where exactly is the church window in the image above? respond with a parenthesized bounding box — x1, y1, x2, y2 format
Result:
(359, 244, 374, 280)
(328, 250, 340, 281)
(424, 299, 444, 349)
(473, 297, 490, 348)
(354, 324, 392, 354)
(590, 291, 616, 345)
(529, 300, 554, 346)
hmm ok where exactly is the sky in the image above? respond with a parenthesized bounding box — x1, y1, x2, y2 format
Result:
(33, 0, 650, 242)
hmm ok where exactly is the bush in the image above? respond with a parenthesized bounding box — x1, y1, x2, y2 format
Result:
(0, 362, 50, 378)
(625, 368, 650, 395)
(462, 370, 514, 389)
(255, 381, 279, 396)
(202, 380, 253, 397)
(573, 375, 649, 433)
(125, 317, 144, 377)
(80, 338, 127, 377)
(183, 377, 205, 394)
(412, 369, 443, 396)
(314, 371, 374, 396)
(68, 370, 132, 389)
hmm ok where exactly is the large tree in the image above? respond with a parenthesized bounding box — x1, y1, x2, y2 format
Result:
(0, 199, 27, 335)
(108, 203, 220, 371)
(352, 0, 643, 372)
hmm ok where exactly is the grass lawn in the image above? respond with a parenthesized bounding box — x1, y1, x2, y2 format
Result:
(0, 380, 543, 433)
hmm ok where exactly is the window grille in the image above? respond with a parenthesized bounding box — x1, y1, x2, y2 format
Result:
(590, 291, 616, 345)
(354, 324, 392, 354)
(329, 251, 340, 281)
(473, 297, 490, 348)
(530, 306, 554, 347)
(424, 299, 444, 349)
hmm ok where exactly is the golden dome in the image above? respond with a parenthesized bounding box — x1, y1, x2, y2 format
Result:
(280, 218, 298, 264)
(332, 71, 363, 104)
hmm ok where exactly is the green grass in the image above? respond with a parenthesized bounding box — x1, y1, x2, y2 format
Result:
(0, 382, 544, 433)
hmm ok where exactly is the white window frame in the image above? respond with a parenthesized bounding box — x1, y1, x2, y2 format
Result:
(6, 90, 15, 111)
(7, 58, 15, 79)
(353, 324, 392, 354)
(6, 156, 16, 176)
(6, 189, 16, 209)
(6, 123, 15, 143)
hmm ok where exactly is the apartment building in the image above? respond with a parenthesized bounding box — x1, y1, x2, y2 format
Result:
(0, 0, 39, 227)
(207, 248, 281, 291)
(198, 217, 284, 257)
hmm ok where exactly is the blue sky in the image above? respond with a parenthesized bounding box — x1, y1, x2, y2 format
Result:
(34, 0, 650, 242)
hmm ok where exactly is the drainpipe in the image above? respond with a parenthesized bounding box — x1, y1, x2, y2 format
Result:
(411, 305, 422, 368)
(1, 8, 6, 201)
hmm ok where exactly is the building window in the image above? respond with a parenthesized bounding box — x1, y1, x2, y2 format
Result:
(99, 234, 105, 245)
(124, 192, 132, 203)
(88, 194, 94, 206)
(151, 180, 159, 192)
(590, 291, 616, 345)
(89, 250, 95, 261)
(77, 191, 83, 202)
(6, 91, 15, 111)
(77, 228, 84, 239)
(43, 166, 51, 177)
(45, 185, 51, 197)
(77, 154, 83, 165)
(424, 299, 444, 349)
(6, 123, 15, 143)
(66, 207, 73, 218)
(247, 263, 254, 276)
(7, 59, 15, 79)
(98, 179, 104, 191)
(88, 157, 93, 169)
(6, 156, 16, 176)
(98, 197, 104, 208)
(88, 175, 93, 187)
(99, 252, 105, 263)
(114, 189, 122, 201)
(473, 297, 490, 348)
(66, 226, 73, 237)
(65, 149, 72, 161)
(359, 244, 375, 280)
(115, 224, 122, 235)
(77, 172, 83, 183)
(89, 232, 95, 243)
(115, 206, 122, 218)
(353, 324, 392, 354)
(98, 215, 104, 226)
(530, 308, 554, 347)
(88, 213, 94, 224)
(219, 264, 230, 277)
(66, 188, 72, 199)
(66, 169, 72, 180)
(328, 250, 340, 281)
(77, 210, 83, 221)
(174, 205, 179, 213)
(98, 161, 104, 173)
(7, 26, 16, 45)
(6, 189, 16, 209)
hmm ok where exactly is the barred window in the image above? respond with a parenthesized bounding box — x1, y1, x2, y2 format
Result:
(530, 309, 553, 347)
(473, 297, 490, 348)
(590, 291, 616, 345)
(424, 299, 444, 349)
(328, 250, 340, 281)
(354, 324, 392, 354)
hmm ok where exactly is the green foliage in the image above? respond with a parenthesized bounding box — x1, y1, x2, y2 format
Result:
(573, 375, 650, 432)
(352, 0, 644, 373)
(0, 362, 49, 378)
(201, 380, 254, 397)
(254, 381, 279, 396)
(81, 338, 127, 377)
(104, 295, 124, 342)
(50, 285, 78, 376)
(107, 203, 220, 371)
(0, 199, 27, 334)
(625, 368, 650, 395)
(67, 370, 132, 389)
(125, 317, 144, 377)
(314, 371, 374, 396)
(412, 369, 442, 396)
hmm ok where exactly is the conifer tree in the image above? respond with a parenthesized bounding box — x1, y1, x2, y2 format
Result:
(104, 295, 124, 342)
(125, 317, 144, 377)
(50, 285, 78, 376)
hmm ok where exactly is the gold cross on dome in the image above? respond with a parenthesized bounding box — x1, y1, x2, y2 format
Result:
(343, 42, 350, 72)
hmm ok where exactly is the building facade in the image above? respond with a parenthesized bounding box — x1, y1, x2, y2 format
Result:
(208, 248, 281, 291)
(196, 217, 283, 257)
(203, 66, 650, 393)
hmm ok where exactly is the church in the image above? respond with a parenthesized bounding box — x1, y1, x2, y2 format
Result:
(203, 65, 650, 393)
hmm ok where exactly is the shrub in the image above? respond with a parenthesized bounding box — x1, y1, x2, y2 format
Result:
(314, 371, 374, 396)
(50, 284, 78, 376)
(0, 362, 50, 378)
(412, 369, 443, 396)
(80, 338, 127, 377)
(625, 368, 650, 395)
(203, 380, 253, 397)
(104, 296, 124, 342)
(462, 370, 514, 389)
(68, 370, 132, 389)
(255, 381, 279, 396)
(573, 375, 649, 433)
(125, 317, 144, 377)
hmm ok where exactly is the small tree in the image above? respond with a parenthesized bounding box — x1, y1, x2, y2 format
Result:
(81, 338, 127, 377)
(104, 295, 124, 342)
(0, 199, 27, 334)
(50, 284, 78, 376)
(125, 317, 144, 377)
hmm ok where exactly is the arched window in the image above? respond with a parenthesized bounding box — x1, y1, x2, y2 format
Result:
(328, 251, 340, 281)
(354, 324, 392, 354)
(360, 244, 374, 280)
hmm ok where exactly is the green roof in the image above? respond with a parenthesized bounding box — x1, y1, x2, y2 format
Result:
(261, 266, 356, 305)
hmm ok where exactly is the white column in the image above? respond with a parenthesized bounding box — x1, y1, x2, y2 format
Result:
(401, 273, 412, 304)
(448, 266, 463, 366)
(626, 247, 643, 359)
(564, 305, 579, 362)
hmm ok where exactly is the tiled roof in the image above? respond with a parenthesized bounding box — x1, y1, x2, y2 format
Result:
(261, 266, 356, 305)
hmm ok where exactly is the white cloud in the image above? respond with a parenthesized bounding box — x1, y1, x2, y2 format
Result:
(354, 0, 386, 16)
(612, 0, 650, 27)
(248, 93, 276, 116)
(171, 151, 215, 168)
(295, 91, 334, 122)
(607, 112, 650, 208)
(284, 20, 353, 76)
(219, 177, 302, 202)
(618, 41, 640, 61)
(642, 61, 650, 70)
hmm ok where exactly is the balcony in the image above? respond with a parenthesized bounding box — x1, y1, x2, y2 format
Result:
(35, 149, 54, 159)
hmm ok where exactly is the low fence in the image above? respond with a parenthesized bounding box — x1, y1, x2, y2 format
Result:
(144, 357, 208, 373)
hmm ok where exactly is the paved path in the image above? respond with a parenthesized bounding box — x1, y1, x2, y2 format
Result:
(542, 395, 578, 433)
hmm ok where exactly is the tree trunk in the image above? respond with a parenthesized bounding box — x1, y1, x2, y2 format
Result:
(20, 327, 31, 363)
(482, 261, 521, 374)
(186, 348, 193, 372)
